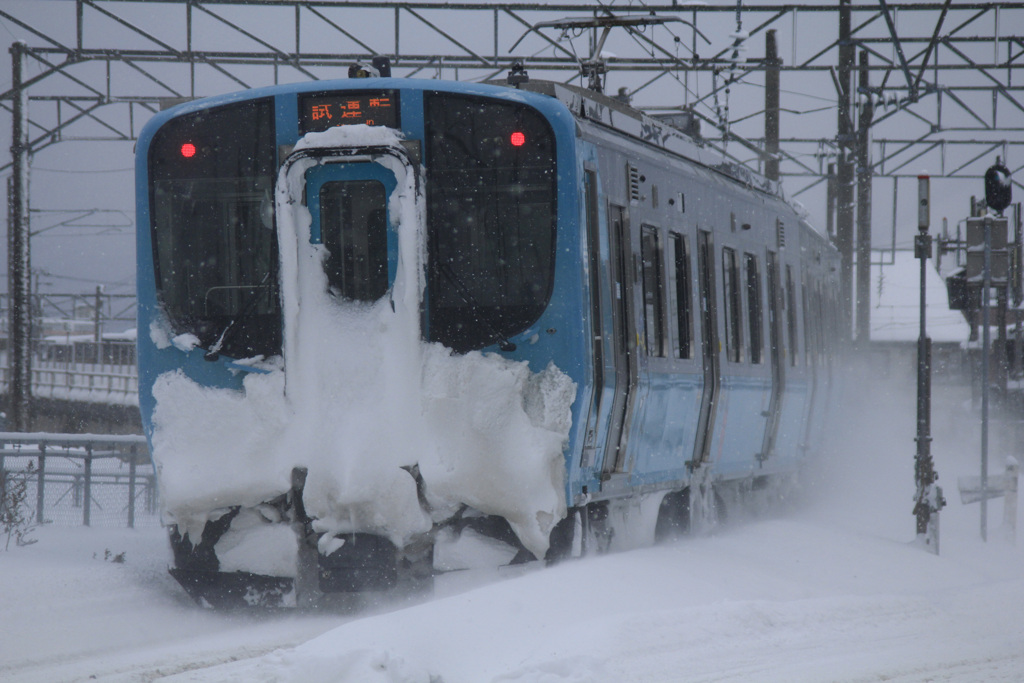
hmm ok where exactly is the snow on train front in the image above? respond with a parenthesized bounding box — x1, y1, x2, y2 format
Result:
(140, 108, 576, 607)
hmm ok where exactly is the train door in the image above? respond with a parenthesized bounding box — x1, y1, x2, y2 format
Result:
(602, 204, 637, 479)
(693, 230, 719, 466)
(760, 251, 785, 461)
(303, 162, 399, 300)
(582, 168, 607, 470)
(773, 262, 807, 461)
(802, 276, 822, 453)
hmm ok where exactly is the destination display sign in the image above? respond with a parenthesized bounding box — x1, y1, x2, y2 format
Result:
(298, 91, 399, 133)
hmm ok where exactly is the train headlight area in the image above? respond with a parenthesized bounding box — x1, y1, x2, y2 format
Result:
(136, 70, 842, 607)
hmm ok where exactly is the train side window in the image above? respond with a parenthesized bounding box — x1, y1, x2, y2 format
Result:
(820, 287, 827, 362)
(802, 275, 815, 367)
(641, 225, 667, 357)
(785, 264, 799, 366)
(812, 284, 822, 364)
(744, 253, 763, 364)
(669, 232, 693, 359)
(814, 284, 822, 365)
(722, 247, 742, 363)
(828, 283, 840, 360)
(812, 282, 825, 365)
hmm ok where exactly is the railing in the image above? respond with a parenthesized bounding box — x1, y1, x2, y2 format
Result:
(29, 361, 138, 407)
(0, 432, 156, 528)
(0, 341, 139, 407)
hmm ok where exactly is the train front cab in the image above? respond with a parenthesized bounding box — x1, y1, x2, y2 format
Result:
(137, 80, 594, 607)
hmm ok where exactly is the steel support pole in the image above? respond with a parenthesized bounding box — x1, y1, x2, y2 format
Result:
(836, 0, 856, 331)
(981, 214, 992, 542)
(826, 162, 837, 241)
(83, 445, 92, 527)
(914, 175, 942, 553)
(94, 286, 103, 343)
(128, 453, 136, 529)
(764, 29, 781, 183)
(997, 288, 1008, 396)
(35, 444, 44, 525)
(856, 50, 874, 344)
(8, 42, 32, 432)
(1004, 457, 1018, 544)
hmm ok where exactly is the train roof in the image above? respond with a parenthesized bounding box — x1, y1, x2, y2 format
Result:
(151, 76, 778, 202)
(506, 79, 782, 200)
(144, 74, 823, 236)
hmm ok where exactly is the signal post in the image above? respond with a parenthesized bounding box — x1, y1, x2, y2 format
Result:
(944, 159, 1016, 543)
(914, 174, 945, 553)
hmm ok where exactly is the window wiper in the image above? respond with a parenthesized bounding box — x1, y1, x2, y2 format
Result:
(436, 261, 517, 352)
(203, 270, 274, 362)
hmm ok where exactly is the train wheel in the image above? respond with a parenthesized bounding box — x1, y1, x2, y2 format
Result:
(691, 483, 726, 534)
(544, 510, 578, 564)
(655, 488, 691, 542)
(396, 541, 435, 596)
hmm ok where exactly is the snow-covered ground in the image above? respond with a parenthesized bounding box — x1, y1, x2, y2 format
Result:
(2, 371, 1023, 683)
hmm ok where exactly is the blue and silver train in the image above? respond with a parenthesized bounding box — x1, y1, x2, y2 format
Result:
(136, 65, 843, 607)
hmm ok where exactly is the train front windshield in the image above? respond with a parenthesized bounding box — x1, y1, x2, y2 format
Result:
(148, 97, 279, 359)
(147, 88, 557, 359)
(424, 92, 557, 353)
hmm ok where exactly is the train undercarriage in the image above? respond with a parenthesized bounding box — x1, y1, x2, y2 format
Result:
(167, 465, 797, 609)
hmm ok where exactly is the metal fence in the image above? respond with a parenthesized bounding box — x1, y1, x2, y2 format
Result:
(28, 360, 139, 408)
(0, 340, 139, 408)
(0, 432, 157, 529)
